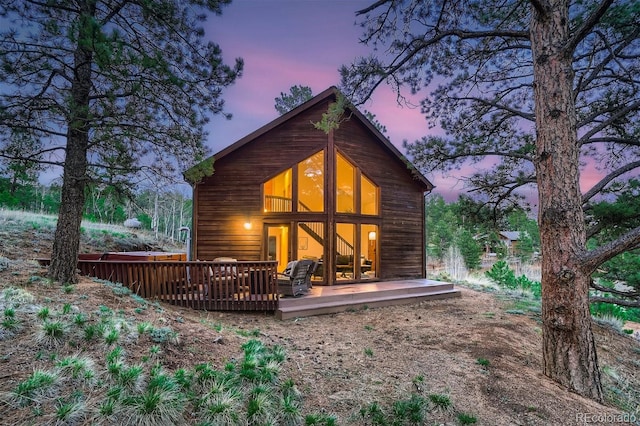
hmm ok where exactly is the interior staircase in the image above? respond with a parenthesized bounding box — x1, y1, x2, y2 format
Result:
(276, 279, 460, 320)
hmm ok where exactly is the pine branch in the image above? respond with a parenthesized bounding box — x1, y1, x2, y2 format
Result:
(589, 296, 640, 308)
(591, 280, 640, 298)
(582, 226, 640, 273)
(582, 161, 640, 205)
(565, 0, 615, 55)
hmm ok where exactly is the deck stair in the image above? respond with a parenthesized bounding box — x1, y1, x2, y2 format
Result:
(276, 279, 460, 320)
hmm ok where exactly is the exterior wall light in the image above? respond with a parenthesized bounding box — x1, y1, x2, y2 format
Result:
(244, 222, 252, 230)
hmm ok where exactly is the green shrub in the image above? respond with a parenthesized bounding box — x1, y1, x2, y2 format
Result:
(2, 316, 19, 331)
(591, 301, 629, 322)
(486, 261, 541, 297)
(458, 412, 478, 424)
(56, 355, 96, 383)
(149, 327, 177, 344)
(118, 371, 185, 425)
(2, 307, 19, 330)
(10, 369, 58, 406)
(37, 307, 50, 320)
(137, 321, 153, 335)
(485, 261, 517, 288)
(359, 394, 429, 425)
(515, 275, 541, 297)
(37, 320, 66, 347)
(73, 313, 87, 326)
(55, 399, 85, 424)
(476, 358, 490, 367)
(83, 324, 99, 341)
(392, 393, 428, 424)
(104, 328, 120, 345)
(429, 393, 453, 412)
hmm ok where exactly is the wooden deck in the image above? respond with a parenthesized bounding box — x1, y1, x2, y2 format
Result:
(276, 279, 461, 320)
(38, 257, 281, 312)
(38, 256, 459, 317)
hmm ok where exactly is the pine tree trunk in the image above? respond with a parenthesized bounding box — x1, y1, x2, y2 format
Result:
(49, 159, 86, 283)
(48, 6, 94, 284)
(530, 0, 603, 401)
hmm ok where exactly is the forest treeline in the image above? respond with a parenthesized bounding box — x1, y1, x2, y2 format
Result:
(425, 194, 540, 270)
(2, 174, 639, 313)
(0, 177, 191, 242)
(426, 192, 640, 315)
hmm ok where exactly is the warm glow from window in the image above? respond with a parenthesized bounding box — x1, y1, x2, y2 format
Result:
(297, 222, 324, 268)
(336, 153, 355, 213)
(267, 225, 289, 273)
(361, 174, 378, 215)
(362, 224, 378, 278)
(298, 151, 324, 212)
(336, 223, 355, 279)
(263, 169, 292, 212)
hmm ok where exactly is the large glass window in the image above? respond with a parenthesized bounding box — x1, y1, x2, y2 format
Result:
(336, 223, 355, 280)
(361, 175, 378, 215)
(267, 225, 289, 273)
(264, 169, 292, 212)
(298, 151, 324, 212)
(336, 153, 355, 213)
(297, 222, 325, 282)
(361, 224, 378, 279)
(263, 149, 381, 283)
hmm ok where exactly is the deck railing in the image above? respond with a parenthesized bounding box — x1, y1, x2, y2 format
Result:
(77, 260, 279, 311)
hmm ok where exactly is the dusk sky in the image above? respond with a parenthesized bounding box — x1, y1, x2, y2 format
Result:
(201, 0, 615, 206)
(203, 0, 471, 201)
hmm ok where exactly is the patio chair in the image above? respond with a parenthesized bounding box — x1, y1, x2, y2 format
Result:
(202, 257, 238, 299)
(305, 260, 318, 289)
(277, 259, 314, 297)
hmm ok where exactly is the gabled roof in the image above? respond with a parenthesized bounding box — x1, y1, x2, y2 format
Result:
(186, 86, 434, 190)
(499, 231, 521, 241)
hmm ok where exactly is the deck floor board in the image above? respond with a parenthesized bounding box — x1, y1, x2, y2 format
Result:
(276, 279, 460, 319)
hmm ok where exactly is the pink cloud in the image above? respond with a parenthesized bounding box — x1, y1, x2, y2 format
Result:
(206, 45, 347, 152)
(202, 2, 608, 207)
(362, 86, 440, 149)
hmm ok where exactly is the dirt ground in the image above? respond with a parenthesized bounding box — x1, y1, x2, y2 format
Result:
(1, 226, 639, 425)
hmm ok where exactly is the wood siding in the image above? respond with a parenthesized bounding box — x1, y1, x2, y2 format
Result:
(194, 102, 330, 261)
(335, 118, 426, 280)
(193, 92, 428, 284)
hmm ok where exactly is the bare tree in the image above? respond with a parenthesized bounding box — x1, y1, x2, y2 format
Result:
(0, 0, 242, 283)
(340, 0, 640, 401)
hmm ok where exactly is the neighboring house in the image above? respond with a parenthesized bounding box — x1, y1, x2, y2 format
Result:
(499, 231, 521, 255)
(185, 87, 434, 285)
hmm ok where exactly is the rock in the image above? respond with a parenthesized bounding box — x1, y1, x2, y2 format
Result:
(124, 218, 142, 228)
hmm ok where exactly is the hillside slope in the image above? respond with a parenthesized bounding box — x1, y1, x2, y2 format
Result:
(0, 212, 638, 425)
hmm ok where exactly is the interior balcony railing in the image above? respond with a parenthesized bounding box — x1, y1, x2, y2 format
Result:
(265, 197, 355, 257)
(264, 195, 292, 212)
